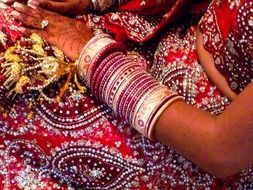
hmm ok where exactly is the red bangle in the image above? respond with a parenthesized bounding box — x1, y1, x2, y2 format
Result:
(99, 57, 130, 102)
(91, 52, 122, 97)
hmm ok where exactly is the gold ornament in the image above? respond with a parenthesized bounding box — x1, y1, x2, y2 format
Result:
(0, 33, 86, 101)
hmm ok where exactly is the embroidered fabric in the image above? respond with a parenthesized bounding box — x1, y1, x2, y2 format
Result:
(199, 0, 253, 93)
(0, 1, 252, 189)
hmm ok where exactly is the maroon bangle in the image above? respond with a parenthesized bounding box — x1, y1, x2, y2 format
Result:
(93, 55, 127, 100)
(86, 41, 126, 87)
(78, 34, 182, 139)
(123, 74, 158, 115)
(126, 81, 158, 122)
(117, 73, 152, 118)
(99, 57, 131, 102)
(91, 52, 122, 96)
(107, 64, 142, 108)
(115, 71, 146, 116)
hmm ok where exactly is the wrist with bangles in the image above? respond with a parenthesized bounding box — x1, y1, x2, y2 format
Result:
(89, 0, 128, 12)
(89, 0, 115, 12)
(76, 34, 182, 139)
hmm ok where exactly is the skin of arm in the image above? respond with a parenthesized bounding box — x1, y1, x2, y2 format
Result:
(154, 30, 253, 178)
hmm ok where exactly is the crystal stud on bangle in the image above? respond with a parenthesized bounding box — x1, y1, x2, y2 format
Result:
(41, 20, 49, 30)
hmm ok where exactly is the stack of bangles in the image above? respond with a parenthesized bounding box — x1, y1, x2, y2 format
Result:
(90, 0, 127, 12)
(90, 0, 115, 12)
(77, 34, 182, 139)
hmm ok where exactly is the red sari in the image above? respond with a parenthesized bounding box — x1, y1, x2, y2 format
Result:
(0, 0, 252, 189)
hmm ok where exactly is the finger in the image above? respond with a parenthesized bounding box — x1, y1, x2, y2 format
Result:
(0, 2, 9, 8)
(0, 0, 17, 5)
(18, 27, 48, 40)
(0, 0, 14, 4)
(14, 1, 55, 20)
(28, 0, 66, 7)
(18, 27, 34, 36)
(28, 0, 69, 12)
(27, 0, 40, 7)
(12, 2, 41, 17)
(11, 10, 42, 29)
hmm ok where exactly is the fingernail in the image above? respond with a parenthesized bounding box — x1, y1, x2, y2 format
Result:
(11, 10, 21, 16)
(17, 27, 23, 31)
(0, 1, 9, 6)
(13, 2, 22, 8)
(28, 3, 38, 9)
(28, 0, 39, 6)
(17, 27, 25, 33)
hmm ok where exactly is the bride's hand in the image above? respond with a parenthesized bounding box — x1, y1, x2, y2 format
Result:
(1, 0, 90, 15)
(28, 0, 90, 15)
(11, 2, 93, 61)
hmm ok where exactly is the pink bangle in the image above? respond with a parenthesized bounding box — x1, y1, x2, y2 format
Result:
(106, 63, 141, 108)
(77, 33, 110, 81)
(132, 85, 180, 139)
(118, 72, 157, 120)
(77, 34, 125, 86)
(111, 66, 144, 112)
(146, 94, 180, 138)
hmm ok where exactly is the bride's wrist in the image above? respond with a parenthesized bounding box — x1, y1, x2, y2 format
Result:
(76, 33, 182, 139)
(89, 0, 127, 12)
(89, 0, 114, 12)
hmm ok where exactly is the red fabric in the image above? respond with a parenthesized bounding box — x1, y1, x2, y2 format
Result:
(0, 0, 252, 189)
(104, 0, 206, 42)
(119, 0, 184, 15)
(199, 0, 253, 93)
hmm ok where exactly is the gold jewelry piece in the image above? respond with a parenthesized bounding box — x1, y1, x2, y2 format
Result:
(0, 33, 84, 102)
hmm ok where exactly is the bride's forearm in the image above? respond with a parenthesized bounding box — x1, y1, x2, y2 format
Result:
(154, 82, 253, 178)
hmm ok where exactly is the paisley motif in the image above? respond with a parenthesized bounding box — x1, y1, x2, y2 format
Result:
(0, 1, 253, 190)
(51, 145, 145, 189)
